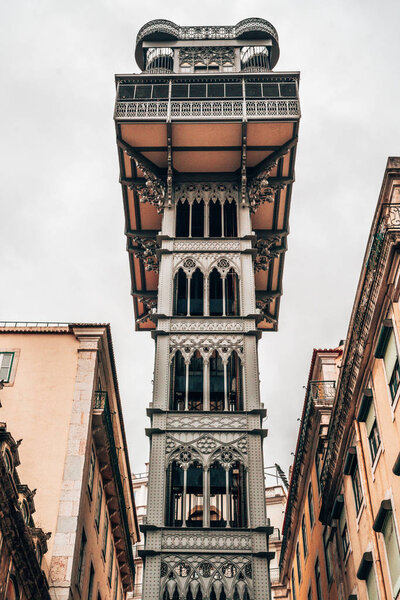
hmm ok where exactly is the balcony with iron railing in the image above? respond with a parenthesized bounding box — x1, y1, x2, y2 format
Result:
(309, 380, 336, 408)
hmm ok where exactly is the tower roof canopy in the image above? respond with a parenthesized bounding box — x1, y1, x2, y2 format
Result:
(135, 18, 280, 70)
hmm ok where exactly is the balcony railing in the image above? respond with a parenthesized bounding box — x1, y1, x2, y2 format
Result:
(115, 99, 300, 121)
(309, 380, 336, 407)
(270, 567, 280, 583)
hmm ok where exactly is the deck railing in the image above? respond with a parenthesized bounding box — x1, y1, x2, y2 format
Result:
(115, 99, 300, 121)
(309, 380, 336, 406)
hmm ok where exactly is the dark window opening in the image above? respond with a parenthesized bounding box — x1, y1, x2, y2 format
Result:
(176, 201, 190, 237)
(170, 351, 186, 411)
(191, 201, 204, 237)
(209, 269, 223, 316)
(186, 461, 204, 527)
(188, 352, 204, 411)
(227, 352, 243, 411)
(225, 269, 240, 316)
(209, 200, 222, 237)
(210, 352, 224, 411)
(174, 269, 188, 316)
(224, 201, 238, 237)
(190, 269, 204, 316)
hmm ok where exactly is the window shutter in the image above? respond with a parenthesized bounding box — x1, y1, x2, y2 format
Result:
(384, 331, 397, 381)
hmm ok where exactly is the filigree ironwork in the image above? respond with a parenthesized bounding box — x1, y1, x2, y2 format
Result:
(132, 237, 160, 272)
(179, 47, 235, 67)
(254, 237, 280, 272)
(131, 156, 166, 212)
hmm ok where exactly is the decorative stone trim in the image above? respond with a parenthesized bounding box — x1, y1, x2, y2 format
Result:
(161, 530, 252, 551)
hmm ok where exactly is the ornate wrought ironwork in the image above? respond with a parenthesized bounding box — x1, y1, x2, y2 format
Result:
(309, 380, 336, 406)
(254, 237, 280, 271)
(115, 99, 300, 121)
(130, 156, 166, 212)
(179, 47, 235, 68)
(132, 237, 160, 272)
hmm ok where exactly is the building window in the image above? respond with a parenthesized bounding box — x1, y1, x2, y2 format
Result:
(102, 511, 109, 558)
(0, 352, 14, 383)
(351, 464, 363, 515)
(308, 483, 315, 528)
(20, 500, 30, 524)
(4, 449, 13, 474)
(113, 569, 119, 600)
(365, 402, 381, 463)
(173, 268, 204, 316)
(314, 559, 322, 600)
(176, 199, 237, 238)
(339, 502, 350, 557)
(323, 527, 333, 582)
(366, 567, 379, 600)
(296, 542, 301, 584)
(108, 544, 114, 585)
(88, 447, 96, 498)
(170, 350, 243, 412)
(376, 323, 400, 403)
(291, 568, 296, 600)
(315, 453, 321, 495)
(88, 564, 95, 600)
(95, 482, 103, 531)
(301, 515, 308, 557)
(389, 358, 400, 401)
(76, 529, 87, 589)
(381, 510, 400, 596)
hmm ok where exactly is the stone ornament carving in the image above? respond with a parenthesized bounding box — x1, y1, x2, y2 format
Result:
(169, 333, 244, 363)
(170, 319, 244, 332)
(162, 531, 252, 551)
(173, 239, 242, 252)
(167, 413, 247, 430)
(173, 253, 240, 277)
(179, 47, 235, 67)
(174, 183, 238, 205)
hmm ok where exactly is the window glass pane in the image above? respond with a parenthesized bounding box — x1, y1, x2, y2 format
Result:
(366, 567, 379, 600)
(365, 402, 376, 436)
(384, 331, 397, 381)
(383, 512, 400, 593)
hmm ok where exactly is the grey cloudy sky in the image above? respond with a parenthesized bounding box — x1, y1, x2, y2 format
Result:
(1, 0, 400, 478)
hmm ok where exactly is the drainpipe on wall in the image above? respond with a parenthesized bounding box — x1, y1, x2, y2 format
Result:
(354, 420, 388, 600)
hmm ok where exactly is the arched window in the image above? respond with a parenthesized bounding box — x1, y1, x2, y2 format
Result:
(166, 461, 183, 527)
(188, 352, 203, 411)
(224, 200, 238, 237)
(190, 269, 204, 316)
(176, 201, 190, 237)
(209, 462, 227, 527)
(186, 461, 204, 528)
(166, 460, 203, 528)
(209, 352, 224, 411)
(209, 269, 223, 316)
(225, 269, 240, 316)
(227, 352, 243, 411)
(209, 460, 247, 528)
(170, 351, 186, 411)
(229, 462, 247, 528)
(174, 269, 188, 316)
(191, 201, 205, 237)
(209, 200, 222, 237)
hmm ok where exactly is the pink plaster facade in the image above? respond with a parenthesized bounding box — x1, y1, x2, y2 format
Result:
(0, 324, 139, 600)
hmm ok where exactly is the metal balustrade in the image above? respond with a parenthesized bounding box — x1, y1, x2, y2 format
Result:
(309, 380, 336, 406)
(115, 99, 300, 120)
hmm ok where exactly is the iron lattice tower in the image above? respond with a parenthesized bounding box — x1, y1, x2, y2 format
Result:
(114, 18, 300, 600)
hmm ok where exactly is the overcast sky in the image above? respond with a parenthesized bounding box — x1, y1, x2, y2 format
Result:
(1, 0, 400, 479)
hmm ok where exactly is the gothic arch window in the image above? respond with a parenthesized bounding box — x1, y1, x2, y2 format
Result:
(188, 352, 204, 411)
(224, 200, 238, 237)
(209, 269, 223, 316)
(165, 459, 204, 528)
(176, 201, 190, 237)
(209, 200, 222, 237)
(191, 201, 205, 237)
(190, 269, 204, 316)
(227, 351, 244, 411)
(209, 351, 224, 411)
(225, 268, 240, 316)
(174, 269, 188, 316)
(170, 351, 186, 411)
(173, 268, 204, 316)
(209, 459, 247, 528)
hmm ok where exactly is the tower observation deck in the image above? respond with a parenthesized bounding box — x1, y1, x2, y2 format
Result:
(114, 18, 300, 600)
